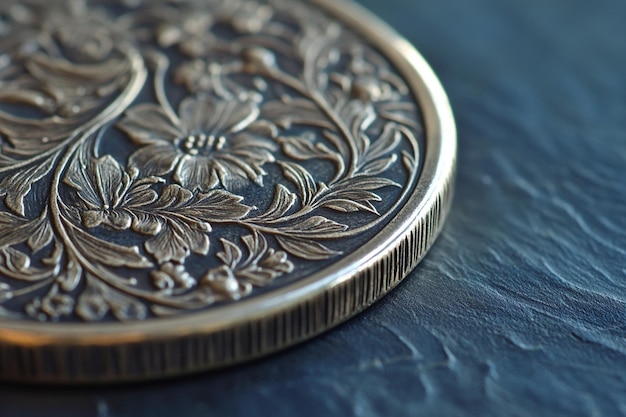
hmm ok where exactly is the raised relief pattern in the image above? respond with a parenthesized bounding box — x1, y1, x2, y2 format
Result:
(0, 0, 421, 322)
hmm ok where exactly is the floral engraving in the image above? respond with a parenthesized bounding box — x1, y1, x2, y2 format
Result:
(0, 0, 422, 322)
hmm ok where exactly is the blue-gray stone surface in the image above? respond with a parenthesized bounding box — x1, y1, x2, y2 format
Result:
(1, 0, 625, 415)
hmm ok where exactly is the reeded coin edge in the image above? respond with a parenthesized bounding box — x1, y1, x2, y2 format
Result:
(0, 0, 456, 383)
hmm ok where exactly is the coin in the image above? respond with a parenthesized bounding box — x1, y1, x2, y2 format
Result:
(0, 0, 455, 382)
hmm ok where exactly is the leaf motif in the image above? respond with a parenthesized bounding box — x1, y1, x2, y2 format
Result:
(0, 210, 53, 251)
(261, 97, 331, 130)
(339, 177, 400, 190)
(322, 189, 383, 215)
(360, 154, 397, 176)
(4, 247, 31, 272)
(275, 235, 340, 261)
(26, 214, 53, 253)
(279, 216, 348, 237)
(217, 239, 242, 267)
(279, 162, 318, 206)
(323, 199, 378, 215)
(218, 234, 294, 286)
(70, 225, 152, 269)
(279, 136, 337, 161)
(0, 156, 55, 216)
(187, 189, 252, 222)
(0, 211, 29, 247)
(255, 185, 296, 222)
(58, 259, 82, 293)
(125, 177, 164, 207)
(145, 219, 210, 264)
(402, 150, 417, 172)
(366, 123, 402, 163)
(141, 185, 251, 263)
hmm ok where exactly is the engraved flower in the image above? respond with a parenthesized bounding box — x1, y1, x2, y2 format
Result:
(151, 262, 196, 292)
(2, 0, 124, 64)
(326, 47, 408, 104)
(64, 155, 164, 235)
(201, 265, 251, 300)
(226, 1, 273, 34)
(156, 10, 217, 57)
(25, 290, 75, 321)
(119, 96, 278, 191)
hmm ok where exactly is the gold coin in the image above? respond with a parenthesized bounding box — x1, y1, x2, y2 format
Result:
(0, 0, 456, 382)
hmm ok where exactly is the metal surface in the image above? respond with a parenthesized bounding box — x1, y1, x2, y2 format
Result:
(0, 0, 455, 382)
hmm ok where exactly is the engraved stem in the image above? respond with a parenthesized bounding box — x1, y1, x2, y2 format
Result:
(153, 52, 181, 126)
(263, 67, 355, 179)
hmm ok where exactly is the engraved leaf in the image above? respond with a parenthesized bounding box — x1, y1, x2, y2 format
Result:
(366, 123, 402, 162)
(26, 214, 53, 253)
(323, 199, 378, 215)
(58, 260, 82, 293)
(279, 216, 348, 237)
(145, 219, 210, 264)
(186, 189, 253, 222)
(65, 155, 131, 210)
(261, 97, 331, 130)
(255, 185, 297, 222)
(340, 177, 400, 190)
(0, 210, 52, 250)
(4, 247, 31, 272)
(149, 184, 252, 224)
(275, 235, 340, 261)
(354, 123, 402, 175)
(320, 176, 399, 215)
(217, 239, 243, 267)
(279, 136, 338, 160)
(0, 212, 29, 247)
(0, 155, 55, 216)
(402, 150, 417, 172)
(360, 154, 397, 176)
(279, 161, 319, 206)
(322, 190, 383, 215)
(143, 185, 252, 263)
(70, 226, 152, 269)
(218, 234, 294, 286)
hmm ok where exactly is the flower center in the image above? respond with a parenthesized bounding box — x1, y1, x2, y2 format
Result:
(181, 133, 226, 156)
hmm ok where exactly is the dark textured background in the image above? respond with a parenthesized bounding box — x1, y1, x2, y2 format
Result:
(2, 0, 626, 415)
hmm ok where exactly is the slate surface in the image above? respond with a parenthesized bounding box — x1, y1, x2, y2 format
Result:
(1, 0, 626, 416)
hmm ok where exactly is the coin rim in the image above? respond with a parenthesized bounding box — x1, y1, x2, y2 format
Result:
(0, 0, 456, 382)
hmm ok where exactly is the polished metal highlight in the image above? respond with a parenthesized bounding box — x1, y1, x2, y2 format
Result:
(0, 0, 456, 382)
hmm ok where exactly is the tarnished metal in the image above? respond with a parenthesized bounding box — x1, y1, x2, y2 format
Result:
(0, 0, 455, 382)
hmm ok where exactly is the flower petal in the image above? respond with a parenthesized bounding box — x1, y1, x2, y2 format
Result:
(178, 96, 260, 135)
(174, 155, 219, 192)
(118, 104, 184, 146)
(89, 155, 130, 209)
(179, 96, 214, 133)
(81, 210, 105, 229)
(132, 213, 163, 236)
(104, 210, 133, 230)
(128, 144, 181, 176)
